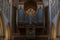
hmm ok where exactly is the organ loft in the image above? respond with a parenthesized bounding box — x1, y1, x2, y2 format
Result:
(0, 0, 60, 40)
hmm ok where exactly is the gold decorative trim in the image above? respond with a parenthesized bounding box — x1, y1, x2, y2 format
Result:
(25, 8, 36, 17)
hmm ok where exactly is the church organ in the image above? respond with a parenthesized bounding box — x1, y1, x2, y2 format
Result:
(17, 4, 24, 26)
(12, 1, 49, 40)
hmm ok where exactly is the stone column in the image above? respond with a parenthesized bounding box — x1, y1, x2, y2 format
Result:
(9, 0, 13, 40)
(48, 0, 52, 40)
